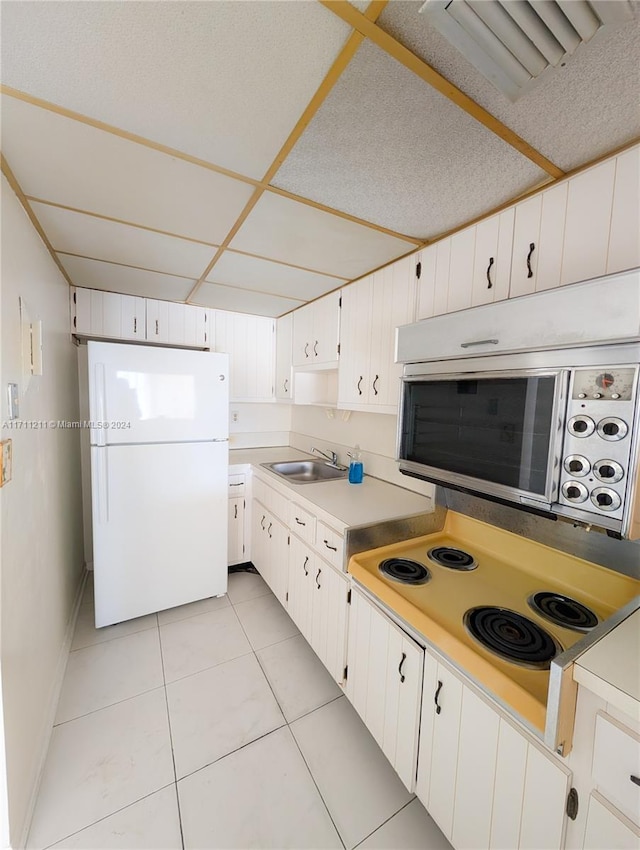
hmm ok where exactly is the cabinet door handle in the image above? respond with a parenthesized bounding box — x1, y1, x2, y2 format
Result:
(229, 482, 243, 487)
(486, 256, 494, 289)
(304, 343, 309, 359)
(261, 515, 265, 530)
(303, 556, 309, 576)
(268, 522, 272, 538)
(155, 319, 159, 335)
(526, 242, 535, 279)
(357, 376, 363, 396)
(323, 539, 337, 551)
(398, 652, 407, 683)
(134, 317, 137, 333)
(284, 378, 288, 393)
(234, 504, 238, 519)
(295, 517, 306, 526)
(631, 775, 640, 786)
(315, 568, 322, 589)
(313, 340, 318, 357)
(372, 375, 379, 396)
(460, 339, 499, 349)
(435, 680, 443, 715)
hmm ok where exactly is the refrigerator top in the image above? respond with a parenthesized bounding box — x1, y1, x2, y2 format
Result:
(87, 341, 229, 446)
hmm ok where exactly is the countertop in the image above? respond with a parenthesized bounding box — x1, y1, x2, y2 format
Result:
(230, 446, 434, 532)
(574, 607, 640, 722)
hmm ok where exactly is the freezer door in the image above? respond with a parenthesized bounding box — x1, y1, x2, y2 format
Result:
(87, 341, 229, 445)
(91, 441, 228, 626)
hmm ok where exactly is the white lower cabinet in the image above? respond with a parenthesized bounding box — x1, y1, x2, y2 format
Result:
(251, 499, 288, 606)
(583, 793, 640, 850)
(227, 497, 245, 566)
(417, 647, 571, 850)
(345, 588, 423, 791)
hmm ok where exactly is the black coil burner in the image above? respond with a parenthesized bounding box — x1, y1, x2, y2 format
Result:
(528, 592, 599, 633)
(378, 558, 431, 585)
(464, 606, 560, 669)
(427, 547, 477, 571)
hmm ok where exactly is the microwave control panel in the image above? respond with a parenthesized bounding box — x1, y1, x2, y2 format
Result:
(559, 365, 638, 526)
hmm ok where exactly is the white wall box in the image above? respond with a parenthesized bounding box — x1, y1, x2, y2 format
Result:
(292, 290, 341, 367)
(345, 587, 423, 792)
(275, 312, 293, 401)
(214, 310, 275, 402)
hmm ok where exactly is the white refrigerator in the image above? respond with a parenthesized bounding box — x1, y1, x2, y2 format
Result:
(87, 340, 229, 627)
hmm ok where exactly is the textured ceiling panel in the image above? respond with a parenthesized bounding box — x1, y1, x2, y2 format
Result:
(193, 283, 303, 317)
(272, 40, 547, 240)
(1, 97, 255, 244)
(59, 255, 194, 302)
(32, 203, 217, 279)
(377, 0, 640, 171)
(206, 251, 344, 302)
(0, 1, 352, 179)
(229, 191, 416, 278)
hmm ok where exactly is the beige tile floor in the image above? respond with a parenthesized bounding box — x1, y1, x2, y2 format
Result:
(27, 570, 452, 850)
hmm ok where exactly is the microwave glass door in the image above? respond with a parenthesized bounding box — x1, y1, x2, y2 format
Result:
(401, 375, 557, 495)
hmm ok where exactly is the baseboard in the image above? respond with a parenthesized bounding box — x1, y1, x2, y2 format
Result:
(17, 569, 88, 849)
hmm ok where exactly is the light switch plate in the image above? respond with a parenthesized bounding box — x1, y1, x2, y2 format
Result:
(1, 439, 12, 487)
(7, 383, 19, 420)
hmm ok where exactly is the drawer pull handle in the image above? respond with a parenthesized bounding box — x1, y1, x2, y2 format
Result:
(229, 483, 243, 487)
(460, 339, 499, 348)
(372, 374, 379, 396)
(486, 256, 494, 289)
(267, 522, 272, 539)
(398, 652, 407, 683)
(631, 775, 640, 787)
(323, 539, 337, 551)
(435, 680, 443, 715)
(234, 504, 238, 519)
(303, 556, 309, 576)
(295, 517, 306, 526)
(155, 319, 159, 335)
(261, 515, 266, 530)
(315, 568, 321, 589)
(526, 242, 535, 278)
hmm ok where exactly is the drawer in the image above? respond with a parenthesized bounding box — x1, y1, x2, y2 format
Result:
(315, 520, 344, 570)
(228, 474, 245, 496)
(289, 502, 316, 544)
(592, 712, 640, 827)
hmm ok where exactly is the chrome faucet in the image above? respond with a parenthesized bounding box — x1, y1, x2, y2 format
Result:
(311, 446, 346, 469)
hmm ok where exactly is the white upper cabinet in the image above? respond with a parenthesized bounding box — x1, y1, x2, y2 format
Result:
(214, 310, 275, 402)
(146, 301, 209, 347)
(510, 185, 567, 298)
(446, 228, 475, 314)
(275, 312, 293, 402)
(73, 288, 145, 340)
(471, 208, 514, 306)
(608, 146, 640, 274)
(292, 290, 341, 367)
(338, 255, 417, 414)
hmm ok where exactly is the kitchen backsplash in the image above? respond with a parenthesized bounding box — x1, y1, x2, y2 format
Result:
(229, 402, 292, 449)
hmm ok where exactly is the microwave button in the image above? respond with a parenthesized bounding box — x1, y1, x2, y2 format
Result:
(611, 393, 621, 399)
(562, 481, 588, 503)
(568, 416, 596, 438)
(563, 455, 590, 477)
(597, 417, 628, 441)
(592, 393, 602, 399)
(593, 460, 624, 484)
(577, 393, 587, 399)
(590, 488, 621, 511)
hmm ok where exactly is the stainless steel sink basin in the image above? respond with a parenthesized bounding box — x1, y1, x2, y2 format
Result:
(261, 460, 348, 484)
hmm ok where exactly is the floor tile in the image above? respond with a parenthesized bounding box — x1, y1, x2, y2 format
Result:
(167, 652, 285, 778)
(157, 593, 230, 626)
(48, 785, 182, 850)
(226, 570, 272, 604)
(71, 603, 158, 651)
(233, 594, 299, 650)
(159, 605, 251, 683)
(178, 726, 342, 849)
(291, 696, 412, 850)
(257, 634, 342, 722)
(56, 629, 164, 724)
(357, 799, 452, 850)
(27, 689, 174, 850)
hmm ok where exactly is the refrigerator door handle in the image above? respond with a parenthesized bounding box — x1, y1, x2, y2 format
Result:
(94, 363, 107, 447)
(94, 450, 109, 524)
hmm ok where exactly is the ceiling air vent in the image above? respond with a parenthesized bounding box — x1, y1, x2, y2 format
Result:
(419, 0, 635, 100)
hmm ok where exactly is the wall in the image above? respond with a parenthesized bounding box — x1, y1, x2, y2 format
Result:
(229, 402, 292, 449)
(290, 404, 435, 498)
(0, 176, 84, 847)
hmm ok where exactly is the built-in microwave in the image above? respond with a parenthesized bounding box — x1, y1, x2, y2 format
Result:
(397, 348, 640, 538)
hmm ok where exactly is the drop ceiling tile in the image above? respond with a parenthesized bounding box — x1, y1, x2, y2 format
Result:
(229, 191, 416, 279)
(59, 255, 194, 302)
(206, 251, 344, 302)
(32, 203, 217, 279)
(193, 284, 303, 318)
(377, 1, 640, 172)
(272, 40, 547, 240)
(1, 1, 352, 179)
(1, 96, 255, 244)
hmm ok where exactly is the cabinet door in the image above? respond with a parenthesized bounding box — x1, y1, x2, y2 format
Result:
(433, 239, 452, 316)
(472, 209, 514, 306)
(608, 146, 640, 275)
(317, 565, 349, 684)
(561, 159, 616, 287)
(510, 195, 542, 298)
(288, 535, 314, 640)
(146, 299, 170, 343)
(292, 303, 313, 366)
(251, 500, 269, 583)
(535, 182, 568, 292)
(519, 744, 570, 850)
(583, 793, 640, 850)
(312, 290, 341, 364)
(416, 248, 436, 320)
(73, 287, 103, 335)
(337, 275, 372, 407)
(447, 228, 476, 313)
(266, 515, 288, 607)
(228, 497, 245, 566)
(275, 313, 293, 401)
(490, 719, 528, 850)
(215, 311, 275, 401)
(170, 304, 207, 347)
(121, 294, 146, 340)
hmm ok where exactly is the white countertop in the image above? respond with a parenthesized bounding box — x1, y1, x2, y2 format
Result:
(574, 608, 640, 722)
(230, 446, 434, 532)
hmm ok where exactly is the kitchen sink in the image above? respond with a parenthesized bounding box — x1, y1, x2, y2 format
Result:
(261, 460, 348, 484)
